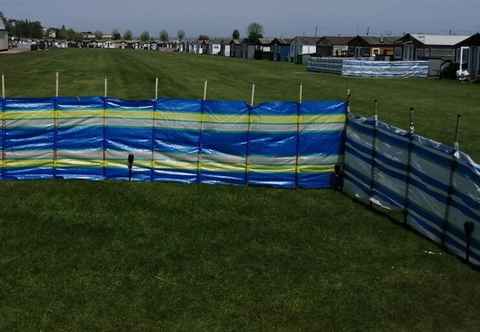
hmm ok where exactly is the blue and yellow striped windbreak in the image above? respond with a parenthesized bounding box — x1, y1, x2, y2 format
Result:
(0, 97, 347, 188)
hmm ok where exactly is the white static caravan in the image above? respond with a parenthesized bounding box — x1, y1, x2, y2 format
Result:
(456, 33, 480, 80)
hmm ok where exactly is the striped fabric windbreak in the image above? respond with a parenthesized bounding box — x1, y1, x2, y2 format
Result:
(343, 114, 480, 267)
(0, 97, 347, 189)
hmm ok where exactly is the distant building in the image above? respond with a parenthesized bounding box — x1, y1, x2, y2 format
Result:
(289, 36, 321, 64)
(207, 39, 225, 55)
(0, 20, 8, 51)
(236, 38, 272, 60)
(81, 32, 96, 40)
(229, 39, 242, 58)
(220, 41, 230, 57)
(271, 38, 291, 61)
(397, 33, 470, 62)
(315, 36, 353, 57)
(102, 33, 113, 40)
(455, 33, 480, 80)
(348, 36, 400, 58)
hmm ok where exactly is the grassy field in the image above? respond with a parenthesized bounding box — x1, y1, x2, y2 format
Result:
(0, 49, 479, 331)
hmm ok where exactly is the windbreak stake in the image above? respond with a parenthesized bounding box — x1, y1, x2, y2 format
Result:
(155, 77, 159, 100)
(454, 114, 462, 151)
(250, 82, 256, 107)
(104, 75, 108, 98)
(128, 153, 135, 182)
(464, 222, 475, 263)
(1, 74, 5, 99)
(409, 107, 415, 134)
(55, 72, 59, 97)
(299, 81, 303, 104)
(203, 80, 208, 101)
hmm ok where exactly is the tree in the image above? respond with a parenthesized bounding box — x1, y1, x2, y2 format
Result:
(140, 31, 150, 42)
(232, 29, 240, 40)
(247, 22, 264, 42)
(123, 30, 133, 40)
(94, 30, 103, 39)
(56, 25, 67, 39)
(159, 30, 169, 42)
(177, 30, 185, 41)
(198, 34, 209, 41)
(112, 29, 121, 40)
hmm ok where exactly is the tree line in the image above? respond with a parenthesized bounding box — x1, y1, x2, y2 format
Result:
(1, 11, 265, 43)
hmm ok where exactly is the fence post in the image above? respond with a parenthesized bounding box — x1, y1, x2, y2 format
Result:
(403, 107, 415, 224)
(368, 99, 379, 207)
(441, 114, 462, 246)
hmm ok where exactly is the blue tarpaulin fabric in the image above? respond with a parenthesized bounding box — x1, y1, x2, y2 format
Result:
(343, 114, 480, 267)
(0, 97, 347, 189)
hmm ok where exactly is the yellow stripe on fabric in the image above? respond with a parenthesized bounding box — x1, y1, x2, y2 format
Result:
(298, 165, 335, 173)
(56, 110, 104, 118)
(1, 111, 345, 125)
(252, 114, 346, 124)
(2, 111, 55, 120)
(199, 161, 246, 172)
(5, 159, 54, 168)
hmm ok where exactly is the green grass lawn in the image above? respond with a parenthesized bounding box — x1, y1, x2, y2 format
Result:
(0, 50, 479, 331)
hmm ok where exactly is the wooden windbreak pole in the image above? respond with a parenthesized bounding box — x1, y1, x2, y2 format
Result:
(1, 74, 5, 100)
(55, 72, 59, 97)
(403, 107, 415, 224)
(245, 83, 255, 185)
(250, 82, 256, 107)
(203, 80, 208, 101)
(104, 75, 108, 98)
(53, 72, 59, 178)
(442, 114, 462, 246)
(299, 81, 303, 104)
(368, 99, 379, 206)
(155, 77, 159, 100)
(295, 81, 303, 188)
(102, 75, 108, 177)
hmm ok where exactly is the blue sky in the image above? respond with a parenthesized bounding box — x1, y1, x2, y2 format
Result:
(1, 0, 479, 38)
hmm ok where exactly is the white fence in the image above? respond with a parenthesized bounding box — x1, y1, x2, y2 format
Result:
(308, 57, 430, 78)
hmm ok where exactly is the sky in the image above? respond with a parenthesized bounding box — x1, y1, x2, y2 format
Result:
(1, 0, 480, 38)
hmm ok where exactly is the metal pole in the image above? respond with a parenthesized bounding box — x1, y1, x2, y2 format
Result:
(203, 80, 208, 101)
(155, 77, 159, 100)
(250, 82, 256, 107)
(442, 114, 462, 246)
